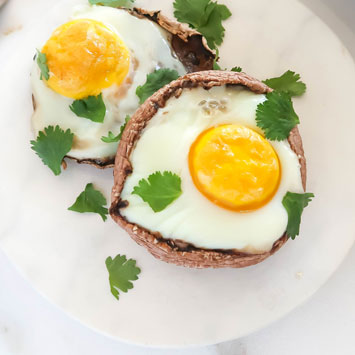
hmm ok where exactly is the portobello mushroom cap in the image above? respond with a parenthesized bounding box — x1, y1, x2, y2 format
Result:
(32, 7, 215, 169)
(110, 70, 307, 268)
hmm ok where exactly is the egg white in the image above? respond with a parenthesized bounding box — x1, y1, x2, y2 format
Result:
(120, 86, 304, 253)
(31, 4, 186, 161)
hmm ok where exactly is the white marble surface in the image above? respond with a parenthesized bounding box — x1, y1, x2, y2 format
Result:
(1, 0, 355, 354)
(1, 244, 355, 355)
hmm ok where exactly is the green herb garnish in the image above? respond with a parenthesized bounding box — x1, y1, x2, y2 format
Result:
(256, 91, 300, 141)
(136, 69, 179, 104)
(263, 70, 306, 97)
(132, 171, 182, 212)
(173, 0, 231, 50)
(231, 66, 242, 72)
(101, 115, 130, 143)
(70, 94, 106, 123)
(31, 125, 73, 176)
(36, 49, 49, 81)
(213, 59, 222, 70)
(282, 192, 314, 239)
(106, 254, 141, 300)
(68, 183, 108, 221)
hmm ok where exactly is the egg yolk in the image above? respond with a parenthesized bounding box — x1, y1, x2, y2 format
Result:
(189, 124, 281, 212)
(42, 19, 130, 99)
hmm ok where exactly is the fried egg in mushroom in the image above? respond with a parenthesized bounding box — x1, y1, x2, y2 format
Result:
(110, 71, 307, 268)
(31, 4, 214, 167)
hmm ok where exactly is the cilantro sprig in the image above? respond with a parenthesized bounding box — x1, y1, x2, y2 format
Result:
(88, 0, 135, 8)
(101, 132, 120, 144)
(213, 61, 221, 70)
(70, 94, 106, 123)
(136, 69, 179, 104)
(101, 115, 130, 143)
(36, 49, 49, 81)
(231, 66, 242, 72)
(282, 192, 314, 239)
(68, 183, 108, 221)
(132, 171, 182, 212)
(31, 125, 73, 176)
(256, 91, 300, 141)
(106, 254, 141, 300)
(263, 70, 306, 97)
(213, 48, 222, 69)
(173, 0, 231, 50)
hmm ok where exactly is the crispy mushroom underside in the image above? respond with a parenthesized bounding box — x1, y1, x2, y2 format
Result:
(110, 71, 307, 268)
(31, 8, 215, 169)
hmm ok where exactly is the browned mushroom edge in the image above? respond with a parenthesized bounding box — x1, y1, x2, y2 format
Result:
(31, 7, 215, 169)
(109, 70, 307, 269)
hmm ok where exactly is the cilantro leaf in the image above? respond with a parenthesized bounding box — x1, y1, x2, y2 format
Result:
(263, 70, 306, 97)
(88, 0, 135, 8)
(197, 3, 231, 49)
(173, 0, 231, 50)
(256, 91, 300, 141)
(136, 69, 179, 104)
(36, 49, 49, 81)
(101, 132, 119, 143)
(30, 125, 73, 176)
(101, 115, 130, 143)
(174, 0, 210, 28)
(70, 94, 106, 123)
(68, 183, 108, 221)
(105, 254, 141, 300)
(282, 192, 314, 239)
(132, 171, 182, 212)
(231, 66, 242, 72)
(213, 59, 222, 70)
(213, 48, 222, 70)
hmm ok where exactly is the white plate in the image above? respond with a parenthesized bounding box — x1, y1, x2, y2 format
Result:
(1, 0, 355, 348)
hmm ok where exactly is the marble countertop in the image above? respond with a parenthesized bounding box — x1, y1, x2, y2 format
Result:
(0, 0, 354, 354)
(1, 246, 354, 355)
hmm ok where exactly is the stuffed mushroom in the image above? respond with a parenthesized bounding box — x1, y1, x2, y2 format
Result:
(110, 71, 309, 268)
(31, 4, 214, 169)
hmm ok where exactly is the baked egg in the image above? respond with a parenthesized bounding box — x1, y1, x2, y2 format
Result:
(110, 71, 307, 267)
(31, 4, 213, 166)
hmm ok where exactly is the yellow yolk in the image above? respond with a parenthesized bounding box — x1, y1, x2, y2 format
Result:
(42, 19, 130, 99)
(189, 124, 281, 212)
